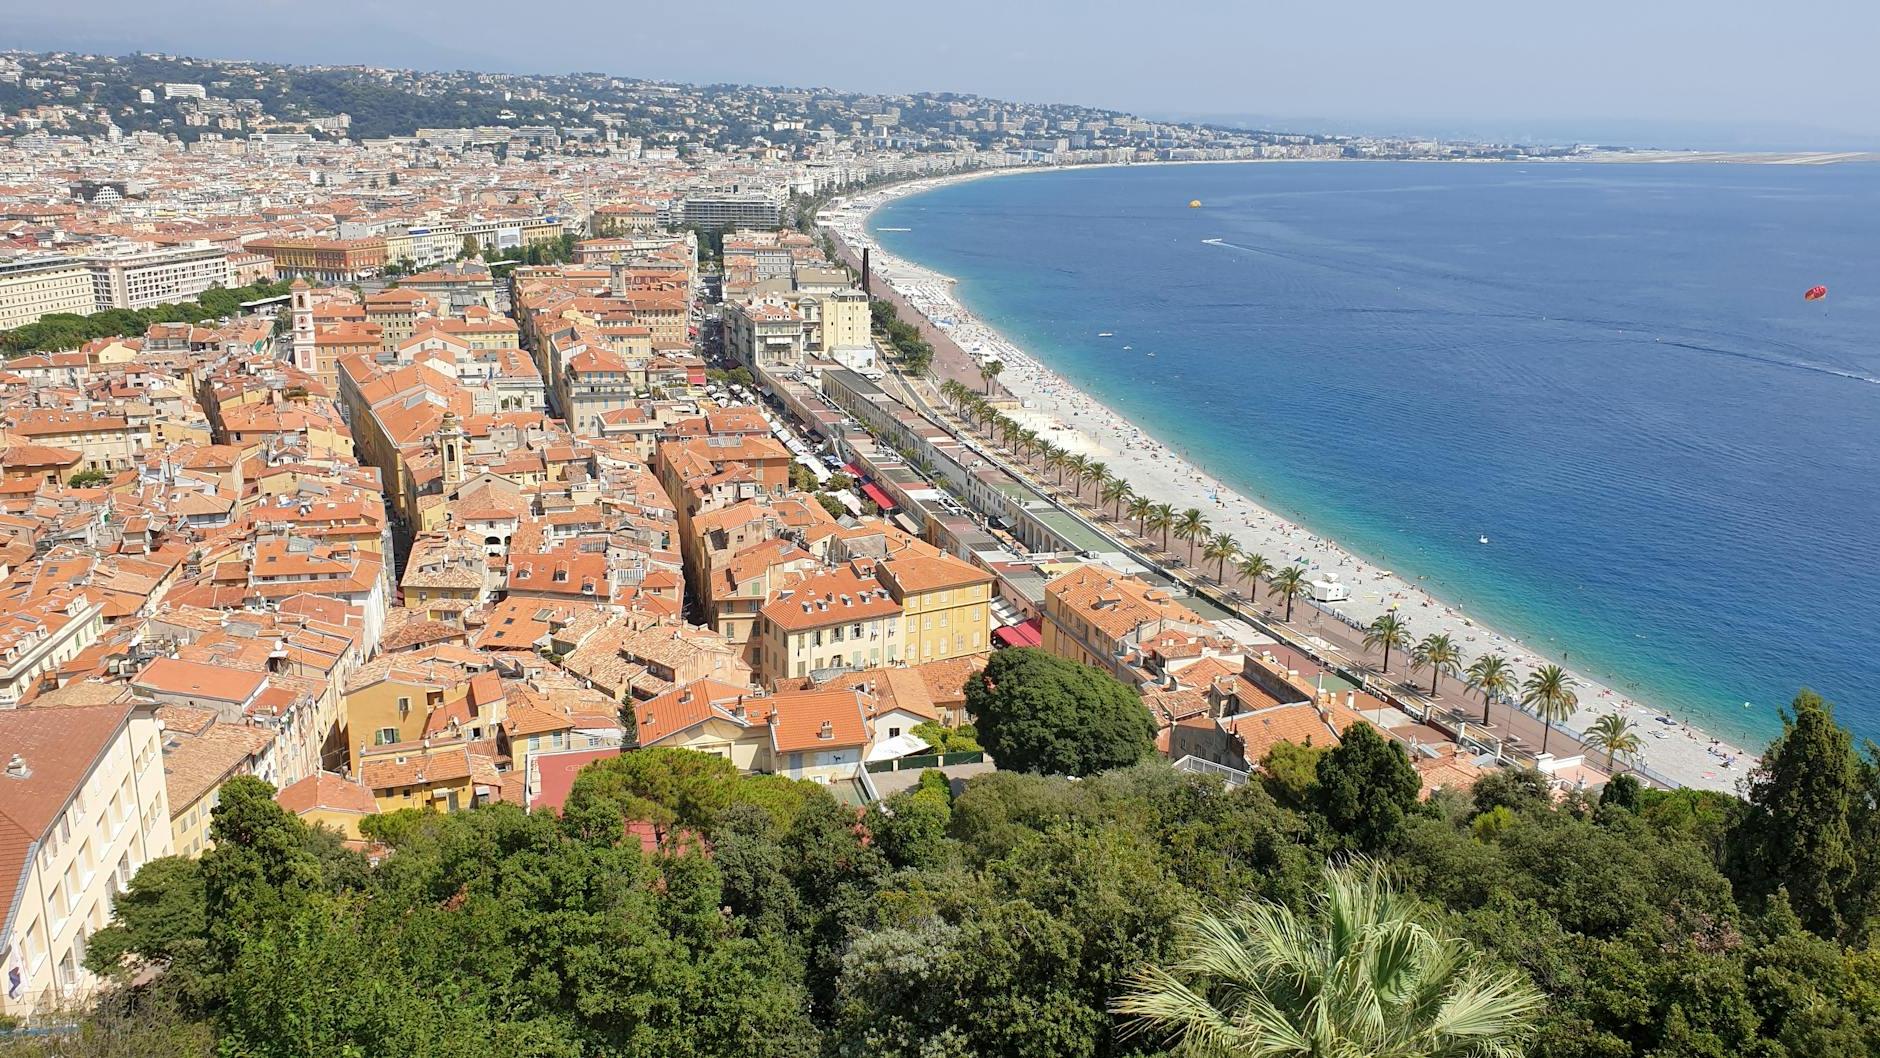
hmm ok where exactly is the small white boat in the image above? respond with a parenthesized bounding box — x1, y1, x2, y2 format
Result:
(1097, 332, 1113, 337)
(1122, 345, 1131, 350)
(1478, 535, 1490, 544)
(1146, 351, 1157, 357)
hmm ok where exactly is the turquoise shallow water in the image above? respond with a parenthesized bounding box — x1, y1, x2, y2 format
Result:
(871, 161, 1880, 749)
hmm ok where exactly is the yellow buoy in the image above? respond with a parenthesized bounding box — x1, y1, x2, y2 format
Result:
(1189, 199, 1202, 208)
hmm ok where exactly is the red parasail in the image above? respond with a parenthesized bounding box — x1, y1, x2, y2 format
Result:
(1805, 285, 1828, 301)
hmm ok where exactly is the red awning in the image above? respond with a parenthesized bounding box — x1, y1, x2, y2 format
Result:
(993, 619, 1043, 648)
(860, 481, 897, 510)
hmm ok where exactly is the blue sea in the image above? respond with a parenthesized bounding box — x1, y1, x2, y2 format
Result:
(870, 161, 1880, 750)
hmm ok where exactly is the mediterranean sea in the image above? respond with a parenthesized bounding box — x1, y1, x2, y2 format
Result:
(870, 161, 1880, 748)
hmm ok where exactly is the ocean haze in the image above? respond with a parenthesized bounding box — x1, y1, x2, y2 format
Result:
(871, 161, 1880, 748)
(8, 0, 1880, 146)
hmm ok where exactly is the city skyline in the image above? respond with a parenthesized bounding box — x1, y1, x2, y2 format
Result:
(10, 0, 1880, 148)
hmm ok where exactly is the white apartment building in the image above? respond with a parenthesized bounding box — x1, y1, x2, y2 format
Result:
(0, 594, 106, 709)
(84, 242, 231, 312)
(0, 701, 173, 1020)
(0, 257, 95, 331)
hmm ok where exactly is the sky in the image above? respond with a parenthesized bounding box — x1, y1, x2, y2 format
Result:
(9, 0, 1879, 148)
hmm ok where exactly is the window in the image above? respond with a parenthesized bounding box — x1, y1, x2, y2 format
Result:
(374, 727, 399, 746)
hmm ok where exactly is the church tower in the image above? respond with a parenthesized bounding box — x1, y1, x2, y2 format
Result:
(289, 279, 316, 376)
(437, 410, 466, 489)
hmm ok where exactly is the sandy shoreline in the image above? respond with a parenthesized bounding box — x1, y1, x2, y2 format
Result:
(823, 166, 1758, 792)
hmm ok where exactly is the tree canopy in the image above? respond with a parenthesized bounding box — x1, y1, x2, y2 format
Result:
(49, 690, 1880, 1058)
(964, 647, 1156, 776)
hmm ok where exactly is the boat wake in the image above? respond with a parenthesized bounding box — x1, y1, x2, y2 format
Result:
(1656, 339, 1880, 386)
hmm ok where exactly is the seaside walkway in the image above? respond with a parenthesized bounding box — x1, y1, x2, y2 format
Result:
(892, 355, 1666, 787)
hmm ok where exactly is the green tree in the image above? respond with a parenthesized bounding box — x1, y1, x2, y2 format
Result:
(198, 776, 326, 978)
(82, 856, 207, 989)
(562, 747, 741, 842)
(1233, 552, 1271, 603)
(1114, 860, 1543, 1058)
(457, 233, 482, 259)
(1202, 532, 1238, 583)
(979, 358, 1003, 394)
(1270, 565, 1308, 622)
(1727, 689, 1868, 940)
(1309, 722, 1421, 853)
(869, 780, 952, 870)
(1464, 654, 1516, 726)
(1147, 503, 1177, 552)
(964, 648, 1155, 776)
(1101, 477, 1132, 521)
(1173, 508, 1208, 566)
(912, 720, 980, 753)
(1584, 712, 1643, 774)
(68, 468, 110, 487)
(1259, 741, 1327, 809)
(1364, 612, 1412, 673)
(1411, 632, 1462, 696)
(1520, 664, 1578, 756)
(1128, 495, 1156, 538)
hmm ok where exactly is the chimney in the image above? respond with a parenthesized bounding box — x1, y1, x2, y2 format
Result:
(3, 755, 26, 779)
(818, 720, 834, 740)
(1345, 690, 1356, 710)
(1208, 675, 1237, 717)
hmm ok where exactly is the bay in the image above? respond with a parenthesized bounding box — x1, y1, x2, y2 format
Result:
(871, 161, 1880, 747)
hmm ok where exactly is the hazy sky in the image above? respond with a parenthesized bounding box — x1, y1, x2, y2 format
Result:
(10, 0, 1877, 146)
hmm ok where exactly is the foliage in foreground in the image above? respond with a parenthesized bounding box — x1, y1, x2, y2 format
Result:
(39, 688, 1880, 1058)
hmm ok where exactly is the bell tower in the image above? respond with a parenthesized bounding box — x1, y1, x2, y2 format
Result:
(437, 410, 466, 488)
(289, 279, 315, 375)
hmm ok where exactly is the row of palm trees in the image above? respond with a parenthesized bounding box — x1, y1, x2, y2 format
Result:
(1360, 615, 1642, 768)
(937, 378, 1321, 604)
(934, 377, 1644, 774)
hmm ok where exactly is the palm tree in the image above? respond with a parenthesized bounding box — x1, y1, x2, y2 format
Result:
(1017, 428, 1041, 466)
(1173, 508, 1208, 565)
(1270, 565, 1308, 622)
(1147, 503, 1177, 552)
(1202, 532, 1238, 583)
(1046, 448, 1070, 486)
(1464, 654, 1516, 726)
(1065, 453, 1091, 496)
(1233, 552, 1271, 602)
(1100, 479, 1132, 521)
(979, 359, 1004, 394)
(1411, 632, 1463, 697)
(1522, 664, 1579, 756)
(1115, 859, 1543, 1058)
(1584, 712, 1641, 774)
(1127, 495, 1156, 537)
(1085, 461, 1112, 504)
(1364, 613, 1412, 674)
(940, 379, 968, 410)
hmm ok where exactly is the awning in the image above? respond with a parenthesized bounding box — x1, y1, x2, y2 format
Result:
(860, 481, 897, 510)
(993, 619, 1043, 648)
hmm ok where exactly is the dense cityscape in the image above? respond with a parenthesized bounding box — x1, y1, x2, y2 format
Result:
(0, 46, 1868, 1058)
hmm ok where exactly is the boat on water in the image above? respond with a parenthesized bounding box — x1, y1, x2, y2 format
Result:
(1097, 332, 1113, 337)
(1146, 351, 1157, 357)
(1478, 535, 1490, 544)
(1122, 345, 1132, 350)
